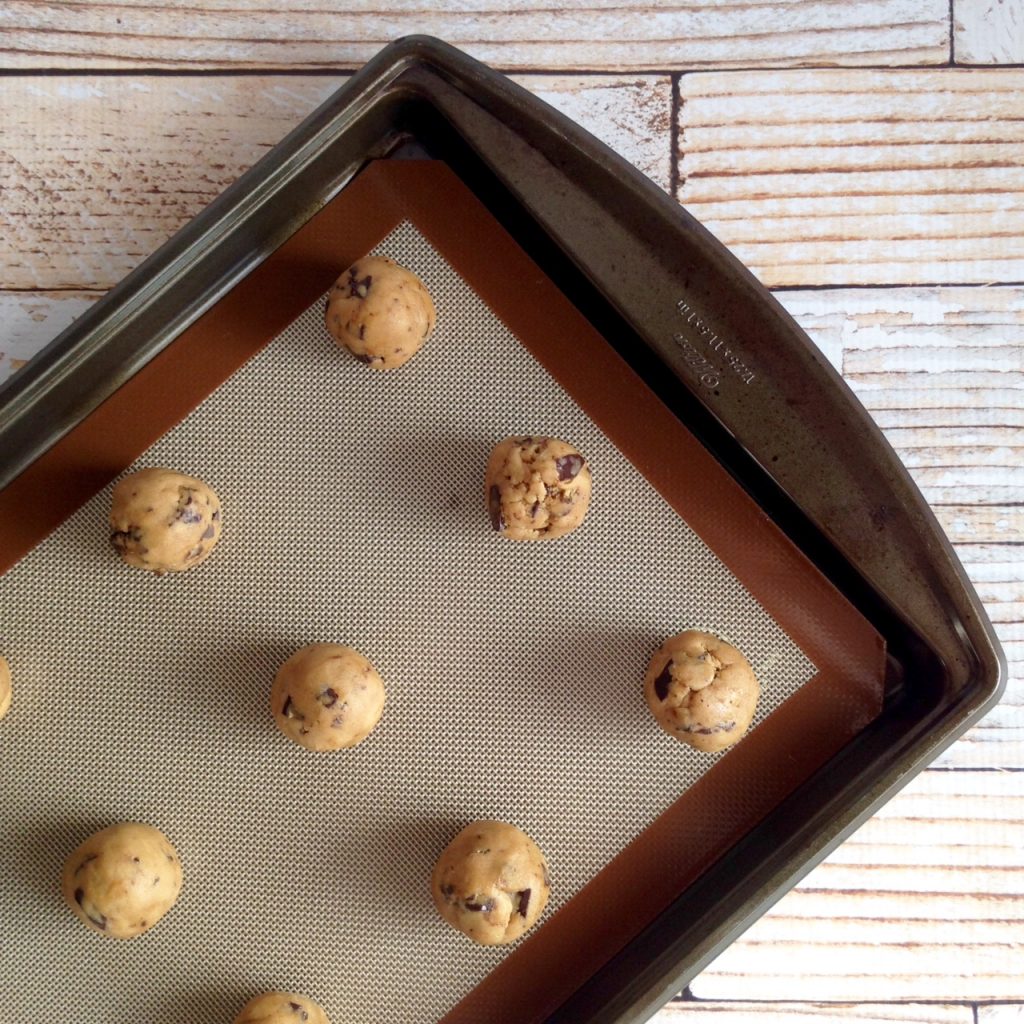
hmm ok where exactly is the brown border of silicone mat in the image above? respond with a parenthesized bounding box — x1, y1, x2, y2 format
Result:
(0, 160, 884, 1023)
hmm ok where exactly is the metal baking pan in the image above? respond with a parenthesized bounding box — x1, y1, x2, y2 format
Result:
(0, 35, 1005, 1024)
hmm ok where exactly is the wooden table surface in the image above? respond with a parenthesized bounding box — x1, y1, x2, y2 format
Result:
(2, 3, 1021, 1021)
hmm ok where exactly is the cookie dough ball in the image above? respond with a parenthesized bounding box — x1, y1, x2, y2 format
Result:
(61, 822, 183, 939)
(271, 643, 386, 751)
(486, 436, 591, 541)
(644, 630, 760, 753)
(109, 467, 222, 574)
(432, 820, 551, 946)
(0, 656, 11, 719)
(325, 256, 435, 370)
(233, 991, 330, 1024)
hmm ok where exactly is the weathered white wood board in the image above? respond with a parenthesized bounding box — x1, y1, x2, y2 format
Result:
(954, 0, 1024, 63)
(0, 291, 95, 381)
(654, 1003, 974, 1023)
(0, 73, 670, 291)
(689, 769, 1024, 1002)
(679, 70, 1024, 286)
(979, 1006, 1024, 1023)
(779, 288, 1024, 499)
(0, 1, 950, 72)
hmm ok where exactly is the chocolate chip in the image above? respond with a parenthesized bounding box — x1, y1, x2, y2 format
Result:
(440, 883, 455, 902)
(654, 660, 673, 702)
(347, 271, 373, 299)
(358, 323, 366, 340)
(517, 889, 531, 917)
(330, 713, 346, 728)
(488, 485, 505, 532)
(201, 523, 215, 539)
(282, 696, 302, 720)
(110, 529, 134, 553)
(178, 507, 202, 525)
(74, 890, 107, 930)
(555, 454, 584, 482)
(132, 856, 140, 863)
(211, 509, 220, 522)
(153, 876, 160, 886)
(530, 501, 540, 518)
(288, 1003, 308, 1021)
(318, 687, 339, 708)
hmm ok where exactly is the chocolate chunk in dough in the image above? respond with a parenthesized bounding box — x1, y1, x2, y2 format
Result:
(431, 820, 550, 946)
(61, 823, 182, 939)
(271, 644, 385, 751)
(485, 436, 592, 541)
(643, 630, 760, 753)
(325, 256, 436, 370)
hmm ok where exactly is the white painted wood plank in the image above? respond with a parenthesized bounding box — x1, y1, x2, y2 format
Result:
(979, 1006, 1024, 1023)
(932, 713, 1024, 768)
(954, 0, 1024, 63)
(521, 75, 673, 190)
(653, 1003, 973, 1023)
(0, 1, 951, 71)
(936, 506, 1024, 544)
(780, 286, 1024, 511)
(0, 73, 670, 292)
(0, 291, 96, 383)
(679, 70, 1024, 286)
(690, 769, 1024, 1002)
(0, 76, 343, 291)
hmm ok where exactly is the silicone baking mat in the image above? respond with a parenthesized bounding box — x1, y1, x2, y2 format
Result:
(0, 163, 883, 1024)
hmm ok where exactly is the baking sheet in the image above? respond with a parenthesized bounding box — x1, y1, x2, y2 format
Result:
(0, 220, 816, 1023)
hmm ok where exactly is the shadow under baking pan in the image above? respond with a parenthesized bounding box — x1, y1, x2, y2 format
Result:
(0, 162, 883, 1024)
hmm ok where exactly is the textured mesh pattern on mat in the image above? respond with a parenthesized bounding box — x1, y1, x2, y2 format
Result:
(0, 222, 814, 1023)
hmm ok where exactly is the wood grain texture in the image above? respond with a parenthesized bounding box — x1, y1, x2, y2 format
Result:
(689, 769, 1024, 1002)
(979, 1006, 1024, 1023)
(0, 291, 95, 382)
(0, 73, 670, 291)
(0, 0, 950, 72)
(679, 69, 1024, 286)
(654, 1004, 974, 1022)
(954, 0, 1024, 63)
(779, 287, 1024, 503)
